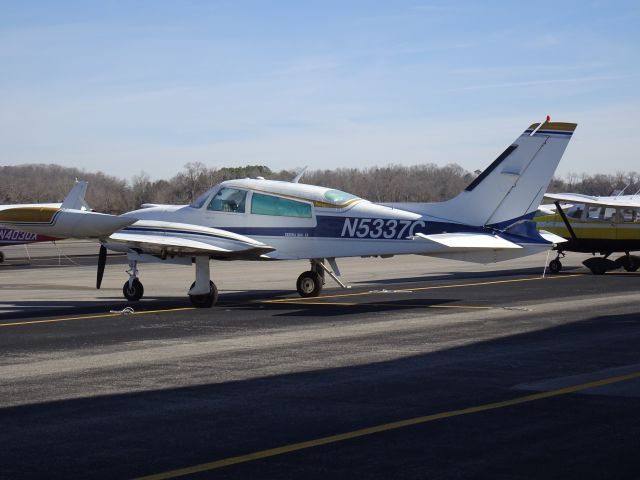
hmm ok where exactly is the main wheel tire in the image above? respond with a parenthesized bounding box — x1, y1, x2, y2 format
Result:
(589, 265, 606, 275)
(189, 280, 218, 308)
(0, 251, 4, 263)
(623, 257, 639, 272)
(123, 279, 144, 301)
(548, 259, 562, 273)
(296, 271, 323, 298)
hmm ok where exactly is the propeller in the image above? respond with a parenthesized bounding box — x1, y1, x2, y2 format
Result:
(97, 245, 107, 289)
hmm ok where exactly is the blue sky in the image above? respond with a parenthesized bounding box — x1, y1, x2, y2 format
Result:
(1, 1, 639, 180)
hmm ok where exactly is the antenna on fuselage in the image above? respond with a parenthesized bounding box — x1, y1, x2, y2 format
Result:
(292, 166, 308, 183)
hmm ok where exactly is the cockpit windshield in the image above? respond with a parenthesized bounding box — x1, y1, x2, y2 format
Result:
(189, 188, 215, 209)
(323, 189, 360, 205)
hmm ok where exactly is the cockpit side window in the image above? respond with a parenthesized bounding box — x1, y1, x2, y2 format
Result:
(566, 205, 584, 219)
(207, 188, 247, 213)
(251, 193, 312, 218)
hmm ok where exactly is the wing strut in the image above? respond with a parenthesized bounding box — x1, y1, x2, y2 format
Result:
(553, 201, 578, 242)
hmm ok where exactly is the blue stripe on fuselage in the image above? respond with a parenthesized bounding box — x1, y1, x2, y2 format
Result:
(226, 214, 550, 245)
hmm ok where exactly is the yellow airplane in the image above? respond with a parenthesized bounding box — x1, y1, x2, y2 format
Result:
(536, 193, 640, 274)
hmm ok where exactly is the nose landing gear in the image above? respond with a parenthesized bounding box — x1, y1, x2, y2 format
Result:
(123, 260, 144, 301)
(548, 251, 565, 273)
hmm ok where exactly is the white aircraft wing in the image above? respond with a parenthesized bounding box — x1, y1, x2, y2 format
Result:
(412, 232, 522, 249)
(107, 232, 232, 255)
(104, 220, 275, 259)
(544, 193, 640, 208)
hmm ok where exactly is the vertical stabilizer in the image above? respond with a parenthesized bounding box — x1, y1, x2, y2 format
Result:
(61, 181, 90, 210)
(426, 121, 577, 226)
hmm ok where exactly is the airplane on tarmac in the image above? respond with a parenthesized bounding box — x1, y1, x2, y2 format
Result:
(0, 120, 576, 307)
(536, 192, 640, 274)
(0, 181, 136, 263)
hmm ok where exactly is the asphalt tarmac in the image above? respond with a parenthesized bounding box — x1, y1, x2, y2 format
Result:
(1, 245, 639, 479)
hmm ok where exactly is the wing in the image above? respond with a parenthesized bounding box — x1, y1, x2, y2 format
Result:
(544, 193, 640, 208)
(103, 220, 275, 259)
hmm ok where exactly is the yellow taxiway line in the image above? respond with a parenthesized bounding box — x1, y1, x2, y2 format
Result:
(261, 300, 490, 309)
(0, 307, 195, 328)
(137, 369, 640, 480)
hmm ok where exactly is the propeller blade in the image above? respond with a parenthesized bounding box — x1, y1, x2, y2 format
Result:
(97, 245, 107, 289)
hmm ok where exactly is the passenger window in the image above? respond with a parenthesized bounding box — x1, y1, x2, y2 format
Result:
(251, 193, 312, 218)
(587, 206, 601, 219)
(207, 188, 247, 213)
(621, 208, 640, 222)
(603, 208, 616, 221)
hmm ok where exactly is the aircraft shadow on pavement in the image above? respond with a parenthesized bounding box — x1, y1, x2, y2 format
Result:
(1, 311, 640, 480)
(231, 297, 463, 318)
(350, 265, 582, 286)
(2, 291, 466, 321)
(0, 298, 190, 321)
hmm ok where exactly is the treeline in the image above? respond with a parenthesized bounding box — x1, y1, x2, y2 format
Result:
(1, 163, 639, 213)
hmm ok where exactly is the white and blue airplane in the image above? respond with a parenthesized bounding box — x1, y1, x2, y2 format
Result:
(0, 120, 576, 307)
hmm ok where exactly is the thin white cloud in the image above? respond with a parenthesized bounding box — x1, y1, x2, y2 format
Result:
(434, 74, 631, 94)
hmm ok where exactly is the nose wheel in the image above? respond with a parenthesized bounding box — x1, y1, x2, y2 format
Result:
(548, 251, 565, 274)
(548, 258, 562, 273)
(123, 260, 144, 301)
(123, 278, 144, 301)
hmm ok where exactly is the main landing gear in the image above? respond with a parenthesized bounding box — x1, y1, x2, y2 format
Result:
(619, 253, 640, 272)
(547, 250, 640, 275)
(122, 256, 219, 308)
(296, 258, 350, 298)
(187, 256, 218, 308)
(580, 252, 640, 275)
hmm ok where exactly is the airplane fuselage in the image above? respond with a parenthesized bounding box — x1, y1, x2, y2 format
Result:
(120, 179, 549, 263)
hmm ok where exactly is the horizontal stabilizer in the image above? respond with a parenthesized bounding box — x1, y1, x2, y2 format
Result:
(538, 230, 568, 244)
(412, 232, 522, 249)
